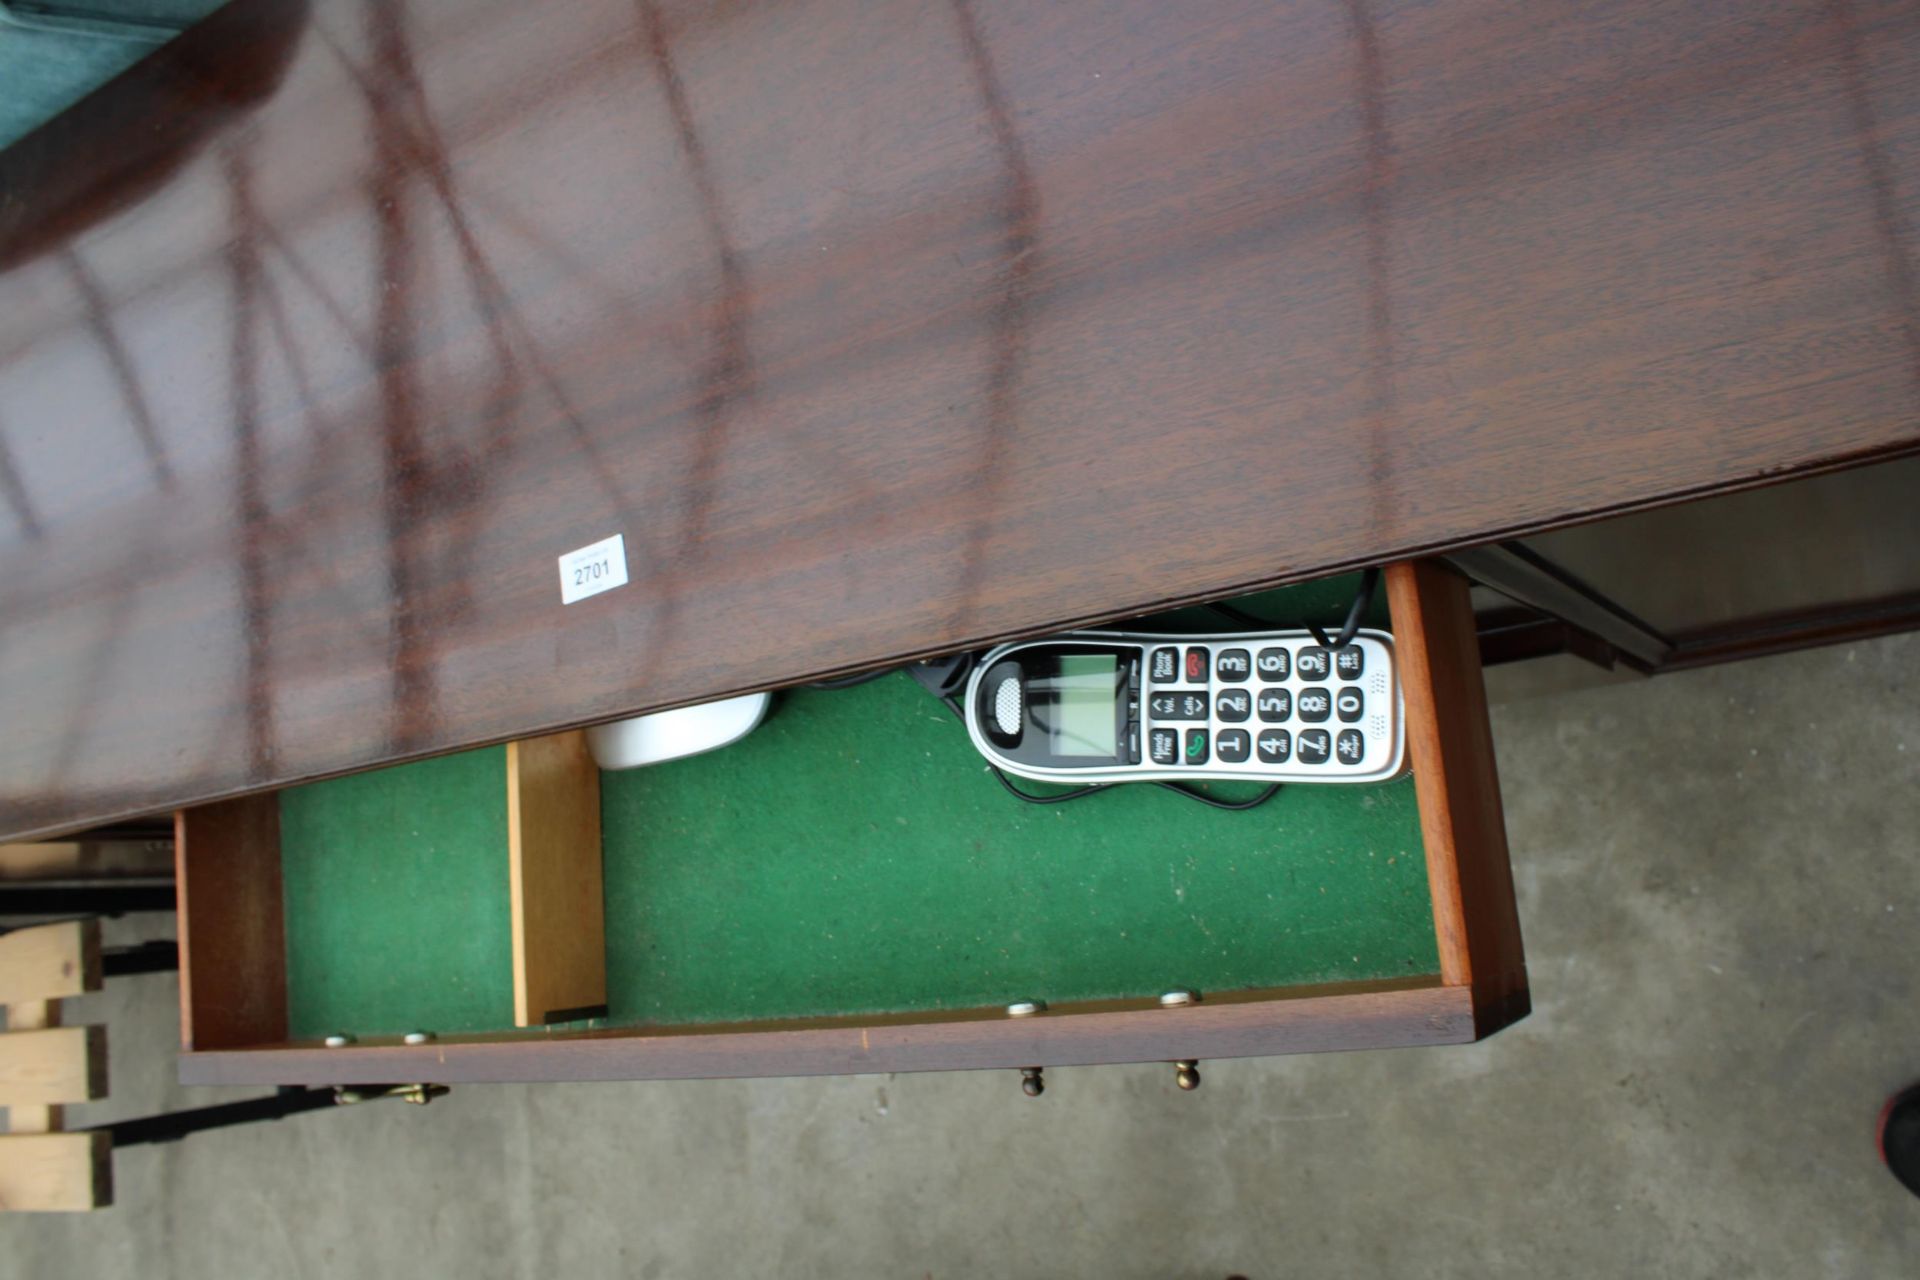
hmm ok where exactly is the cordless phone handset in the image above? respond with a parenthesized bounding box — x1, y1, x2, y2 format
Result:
(961, 628, 1406, 786)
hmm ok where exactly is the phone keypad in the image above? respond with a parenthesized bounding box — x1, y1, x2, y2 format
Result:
(1132, 633, 1395, 781)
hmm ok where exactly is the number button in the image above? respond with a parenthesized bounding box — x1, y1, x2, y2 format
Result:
(1297, 689, 1332, 723)
(1216, 729, 1250, 763)
(1256, 729, 1292, 764)
(1149, 727, 1179, 765)
(1336, 729, 1365, 764)
(1335, 645, 1365, 679)
(1184, 728, 1209, 765)
(1256, 647, 1290, 681)
(1335, 688, 1364, 723)
(1297, 729, 1332, 764)
(1150, 647, 1179, 683)
(1216, 649, 1251, 682)
(1296, 646, 1331, 680)
(1216, 689, 1251, 722)
(1257, 688, 1292, 722)
(1184, 647, 1209, 684)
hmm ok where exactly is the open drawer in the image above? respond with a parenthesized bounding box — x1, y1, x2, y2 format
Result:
(172, 560, 1525, 1087)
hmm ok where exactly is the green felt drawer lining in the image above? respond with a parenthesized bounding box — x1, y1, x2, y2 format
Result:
(279, 576, 1439, 1038)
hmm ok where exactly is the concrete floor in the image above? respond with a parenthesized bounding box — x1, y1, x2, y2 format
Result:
(5, 633, 1918, 1276)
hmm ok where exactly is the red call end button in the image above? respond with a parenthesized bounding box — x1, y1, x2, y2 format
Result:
(1184, 647, 1208, 682)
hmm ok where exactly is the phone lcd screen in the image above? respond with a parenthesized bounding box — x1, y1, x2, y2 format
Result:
(1048, 655, 1118, 757)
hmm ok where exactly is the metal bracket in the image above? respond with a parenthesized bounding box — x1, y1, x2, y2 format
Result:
(1447, 542, 1674, 670)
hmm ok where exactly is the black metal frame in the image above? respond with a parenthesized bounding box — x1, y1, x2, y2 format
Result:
(96, 1083, 449, 1148)
(1446, 542, 1674, 670)
(102, 939, 178, 977)
(1450, 542, 1920, 678)
(0, 879, 173, 916)
(100, 1087, 340, 1148)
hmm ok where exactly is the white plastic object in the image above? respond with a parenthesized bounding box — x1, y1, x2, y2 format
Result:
(586, 692, 772, 770)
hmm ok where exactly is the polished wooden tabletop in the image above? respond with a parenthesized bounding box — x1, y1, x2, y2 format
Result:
(3, 0, 1917, 840)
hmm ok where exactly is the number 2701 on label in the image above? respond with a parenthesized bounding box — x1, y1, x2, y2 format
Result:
(557, 533, 629, 604)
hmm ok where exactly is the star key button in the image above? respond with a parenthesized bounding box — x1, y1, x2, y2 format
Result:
(1336, 729, 1365, 764)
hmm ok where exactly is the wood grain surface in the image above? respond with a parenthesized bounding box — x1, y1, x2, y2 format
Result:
(177, 978, 1476, 1086)
(174, 796, 287, 1051)
(0, 921, 100, 1008)
(505, 730, 605, 1026)
(0, 1132, 112, 1211)
(0, 1027, 106, 1108)
(4, 0, 1918, 839)
(1388, 560, 1528, 1034)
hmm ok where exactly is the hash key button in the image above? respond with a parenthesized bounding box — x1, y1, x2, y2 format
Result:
(1256, 729, 1292, 764)
(1336, 729, 1365, 763)
(1297, 688, 1332, 722)
(1335, 688, 1364, 722)
(1216, 729, 1250, 763)
(1296, 646, 1331, 680)
(1149, 727, 1179, 765)
(1334, 645, 1365, 679)
(1298, 729, 1332, 764)
(1216, 689, 1251, 722)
